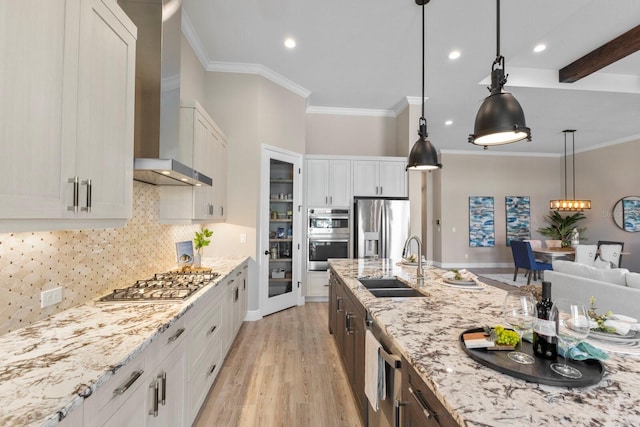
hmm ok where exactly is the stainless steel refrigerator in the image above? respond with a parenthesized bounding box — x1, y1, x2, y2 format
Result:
(354, 197, 410, 260)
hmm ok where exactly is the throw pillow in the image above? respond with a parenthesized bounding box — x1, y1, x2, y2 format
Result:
(593, 256, 612, 269)
(627, 272, 640, 289)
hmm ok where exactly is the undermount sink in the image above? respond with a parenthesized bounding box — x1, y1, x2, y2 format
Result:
(357, 277, 425, 298)
(368, 288, 425, 298)
(358, 277, 411, 289)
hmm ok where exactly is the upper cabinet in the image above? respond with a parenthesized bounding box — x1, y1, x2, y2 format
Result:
(0, 0, 136, 232)
(352, 159, 407, 198)
(160, 101, 228, 223)
(306, 159, 351, 207)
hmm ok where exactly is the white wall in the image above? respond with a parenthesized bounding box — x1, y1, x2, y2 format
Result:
(575, 139, 640, 271)
(436, 152, 561, 268)
(180, 35, 206, 105)
(305, 113, 397, 156)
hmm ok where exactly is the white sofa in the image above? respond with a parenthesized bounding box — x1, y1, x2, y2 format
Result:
(547, 260, 640, 320)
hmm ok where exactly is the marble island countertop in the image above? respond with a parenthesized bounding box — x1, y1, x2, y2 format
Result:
(328, 258, 640, 426)
(0, 256, 249, 427)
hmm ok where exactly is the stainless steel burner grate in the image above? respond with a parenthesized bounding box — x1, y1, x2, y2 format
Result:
(98, 269, 220, 302)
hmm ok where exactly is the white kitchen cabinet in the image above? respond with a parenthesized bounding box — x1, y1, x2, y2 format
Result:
(305, 270, 330, 298)
(59, 402, 83, 427)
(352, 159, 407, 197)
(160, 101, 227, 223)
(0, 0, 136, 232)
(306, 159, 351, 207)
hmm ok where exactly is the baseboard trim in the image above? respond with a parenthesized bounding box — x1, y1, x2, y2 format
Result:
(305, 296, 329, 302)
(244, 309, 262, 322)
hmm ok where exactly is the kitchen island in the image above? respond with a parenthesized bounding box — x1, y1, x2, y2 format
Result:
(0, 256, 249, 427)
(329, 258, 640, 426)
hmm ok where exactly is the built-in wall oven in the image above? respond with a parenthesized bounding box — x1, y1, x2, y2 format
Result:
(307, 208, 350, 271)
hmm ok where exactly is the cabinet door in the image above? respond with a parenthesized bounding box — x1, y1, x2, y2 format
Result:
(211, 130, 227, 220)
(352, 160, 379, 197)
(0, 0, 75, 219)
(75, 0, 135, 218)
(192, 112, 215, 220)
(328, 272, 337, 334)
(306, 159, 330, 206)
(328, 160, 352, 207)
(378, 161, 407, 197)
(146, 343, 186, 427)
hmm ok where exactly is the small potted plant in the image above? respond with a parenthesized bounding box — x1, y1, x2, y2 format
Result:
(193, 228, 213, 267)
(537, 211, 587, 247)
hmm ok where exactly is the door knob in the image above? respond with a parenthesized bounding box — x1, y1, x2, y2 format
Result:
(264, 250, 270, 255)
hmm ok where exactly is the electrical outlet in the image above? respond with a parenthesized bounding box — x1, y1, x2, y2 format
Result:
(41, 287, 63, 308)
(240, 233, 247, 243)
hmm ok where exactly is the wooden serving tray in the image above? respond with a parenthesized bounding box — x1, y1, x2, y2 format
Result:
(459, 327, 605, 387)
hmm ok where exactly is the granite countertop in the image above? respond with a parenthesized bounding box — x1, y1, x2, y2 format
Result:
(329, 258, 640, 426)
(0, 256, 249, 427)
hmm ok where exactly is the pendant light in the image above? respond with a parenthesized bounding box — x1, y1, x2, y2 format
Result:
(549, 130, 591, 211)
(468, 0, 531, 149)
(406, 0, 442, 171)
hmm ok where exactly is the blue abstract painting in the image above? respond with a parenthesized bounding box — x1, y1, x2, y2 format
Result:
(506, 196, 531, 246)
(623, 199, 640, 232)
(469, 196, 495, 247)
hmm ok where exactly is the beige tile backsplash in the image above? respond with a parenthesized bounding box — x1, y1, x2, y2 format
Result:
(0, 182, 201, 335)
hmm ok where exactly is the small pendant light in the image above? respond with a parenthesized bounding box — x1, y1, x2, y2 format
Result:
(549, 130, 591, 211)
(407, 0, 442, 171)
(468, 0, 531, 149)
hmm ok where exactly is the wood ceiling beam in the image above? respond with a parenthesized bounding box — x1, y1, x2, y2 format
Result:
(559, 24, 640, 83)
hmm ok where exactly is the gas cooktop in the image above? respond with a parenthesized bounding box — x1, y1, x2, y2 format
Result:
(98, 269, 220, 302)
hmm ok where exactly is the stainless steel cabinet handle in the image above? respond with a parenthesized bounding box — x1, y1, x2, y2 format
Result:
(168, 327, 185, 343)
(113, 370, 144, 395)
(236, 271, 242, 277)
(67, 177, 79, 212)
(220, 206, 223, 216)
(345, 312, 353, 335)
(325, 196, 328, 205)
(329, 195, 333, 205)
(234, 287, 239, 302)
(81, 179, 92, 212)
(394, 399, 407, 427)
(159, 372, 166, 406)
(408, 386, 434, 419)
(243, 278, 246, 290)
(207, 364, 217, 377)
(336, 296, 343, 312)
(207, 324, 217, 336)
(380, 186, 383, 195)
(149, 380, 159, 417)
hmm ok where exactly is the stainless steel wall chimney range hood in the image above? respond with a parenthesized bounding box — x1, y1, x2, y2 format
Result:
(118, 0, 212, 186)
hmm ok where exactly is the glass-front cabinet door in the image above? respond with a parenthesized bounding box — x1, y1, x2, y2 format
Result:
(261, 146, 301, 316)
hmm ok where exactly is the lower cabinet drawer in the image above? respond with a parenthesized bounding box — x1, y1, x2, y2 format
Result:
(188, 337, 223, 423)
(84, 352, 148, 427)
(402, 358, 458, 427)
(189, 300, 223, 370)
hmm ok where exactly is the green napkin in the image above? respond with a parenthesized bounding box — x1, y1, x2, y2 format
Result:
(558, 342, 609, 361)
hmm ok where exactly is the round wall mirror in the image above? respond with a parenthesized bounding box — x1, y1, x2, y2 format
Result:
(612, 196, 640, 232)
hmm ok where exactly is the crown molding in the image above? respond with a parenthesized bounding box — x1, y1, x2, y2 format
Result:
(391, 96, 423, 116)
(207, 62, 311, 99)
(440, 149, 560, 158)
(305, 106, 396, 117)
(181, 11, 210, 69)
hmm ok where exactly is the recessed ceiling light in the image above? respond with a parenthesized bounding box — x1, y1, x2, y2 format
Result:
(445, 120, 453, 126)
(161, 171, 171, 175)
(284, 38, 296, 49)
(448, 50, 461, 60)
(533, 44, 546, 53)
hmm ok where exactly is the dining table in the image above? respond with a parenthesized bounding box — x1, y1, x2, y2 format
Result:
(533, 247, 576, 261)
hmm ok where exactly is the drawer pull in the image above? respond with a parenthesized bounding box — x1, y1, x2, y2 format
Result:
(408, 386, 434, 419)
(207, 325, 218, 336)
(168, 327, 185, 343)
(236, 271, 242, 276)
(113, 370, 144, 395)
(207, 364, 217, 377)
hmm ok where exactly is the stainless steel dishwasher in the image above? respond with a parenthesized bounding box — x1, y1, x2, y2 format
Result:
(366, 312, 403, 427)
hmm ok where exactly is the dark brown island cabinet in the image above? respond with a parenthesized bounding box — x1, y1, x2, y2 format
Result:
(328, 269, 459, 427)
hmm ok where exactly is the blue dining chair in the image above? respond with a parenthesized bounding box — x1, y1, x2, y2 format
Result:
(511, 240, 553, 285)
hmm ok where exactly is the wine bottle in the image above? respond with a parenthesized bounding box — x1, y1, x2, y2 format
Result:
(532, 281, 558, 359)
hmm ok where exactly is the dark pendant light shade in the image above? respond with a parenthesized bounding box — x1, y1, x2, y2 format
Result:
(469, 0, 531, 148)
(408, 118, 441, 170)
(406, 0, 442, 171)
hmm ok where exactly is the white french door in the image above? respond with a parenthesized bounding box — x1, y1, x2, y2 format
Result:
(260, 145, 303, 316)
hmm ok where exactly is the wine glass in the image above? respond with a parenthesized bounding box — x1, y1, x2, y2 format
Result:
(549, 298, 590, 379)
(504, 291, 538, 364)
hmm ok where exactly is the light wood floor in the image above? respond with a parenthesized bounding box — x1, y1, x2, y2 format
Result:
(194, 303, 363, 427)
